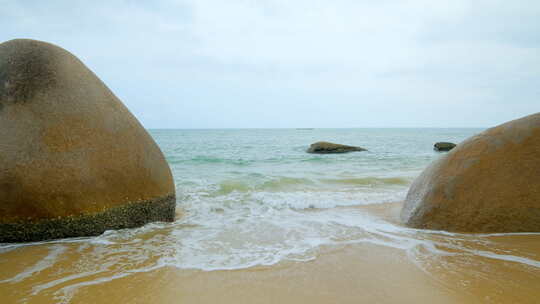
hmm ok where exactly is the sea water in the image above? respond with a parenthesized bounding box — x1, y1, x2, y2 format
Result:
(156, 128, 472, 269)
(2, 128, 540, 302)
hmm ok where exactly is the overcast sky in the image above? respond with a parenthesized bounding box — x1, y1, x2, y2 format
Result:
(1, 0, 539, 128)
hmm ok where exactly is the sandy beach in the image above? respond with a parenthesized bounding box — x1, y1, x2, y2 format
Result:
(2, 202, 539, 304)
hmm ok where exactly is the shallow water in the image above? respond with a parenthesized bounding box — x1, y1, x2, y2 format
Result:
(1, 128, 539, 303)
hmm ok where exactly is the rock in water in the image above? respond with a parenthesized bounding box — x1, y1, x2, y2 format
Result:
(401, 112, 540, 233)
(307, 141, 366, 154)
(433, 142, 456, 152)
(0, 39, 175, 242)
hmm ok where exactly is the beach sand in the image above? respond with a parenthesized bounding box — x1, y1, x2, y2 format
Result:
(1, 202, 539, 304)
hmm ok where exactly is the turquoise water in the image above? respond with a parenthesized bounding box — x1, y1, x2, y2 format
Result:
(158, 128, 476, 209)
(148, 128, 481, 269)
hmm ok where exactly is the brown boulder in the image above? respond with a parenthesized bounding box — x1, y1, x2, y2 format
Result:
(401, 112, 540, 232)
(307, 142, 366, 154)
(0, 39, 175, 242)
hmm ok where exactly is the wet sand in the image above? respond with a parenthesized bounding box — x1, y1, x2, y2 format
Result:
(1, 203, 539, 304)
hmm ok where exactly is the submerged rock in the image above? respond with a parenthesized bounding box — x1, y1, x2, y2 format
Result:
(0, 39, 176, 242)
(401, 112, 540, 233)
(307, 141, 366, 154)
(434, 142, 456, 152)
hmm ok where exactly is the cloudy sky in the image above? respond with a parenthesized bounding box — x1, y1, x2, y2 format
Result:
(1, 0, 539, 128)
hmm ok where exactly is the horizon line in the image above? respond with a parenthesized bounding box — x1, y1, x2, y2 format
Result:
(146, 126, 488, 130)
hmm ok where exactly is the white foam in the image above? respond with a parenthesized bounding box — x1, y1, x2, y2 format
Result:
(0, 245, 66, 284)
(457, 248, 540, 268)
(52, 261, 168, 304)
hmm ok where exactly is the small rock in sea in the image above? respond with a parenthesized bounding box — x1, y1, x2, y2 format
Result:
(401, 112, 540, 233)
(434, 142, 456, 152)
(307, 141, 367, 154)
(0, 39, 176, 242)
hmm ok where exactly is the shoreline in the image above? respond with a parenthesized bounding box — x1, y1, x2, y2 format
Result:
(1, 202, 539, 303)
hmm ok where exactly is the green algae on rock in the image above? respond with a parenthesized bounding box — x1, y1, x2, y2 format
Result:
(0, 39, 176, 242)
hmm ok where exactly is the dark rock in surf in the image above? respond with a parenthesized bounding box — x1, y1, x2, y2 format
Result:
(434, 142, 456, 152)
(401, 112, 540, 233)
(0, 39, 176, 242)
(307, 141, 366, 154)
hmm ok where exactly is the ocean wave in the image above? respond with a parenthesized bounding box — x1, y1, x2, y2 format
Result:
(169, 156, 252, 166)
(168, 154, 376, 166)
(299, 157, 334, 163)
(216, 177, 315, 194)
(213, 176, 410, 195)
(320, 177, 411, 186)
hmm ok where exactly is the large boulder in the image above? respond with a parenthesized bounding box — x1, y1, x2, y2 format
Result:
(401, 113, 540, 233)
(307, 142, 366, 154)
(0, 39, 175, 242)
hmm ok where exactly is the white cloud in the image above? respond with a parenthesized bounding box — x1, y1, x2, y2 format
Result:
(1, 0, 539, 127)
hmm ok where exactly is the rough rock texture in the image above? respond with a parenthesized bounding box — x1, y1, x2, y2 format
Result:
(401, 112, 540, 233)
(307, 141, 366, 154)
(434, 142, 456, 152)
(0, 39, 175, 242)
